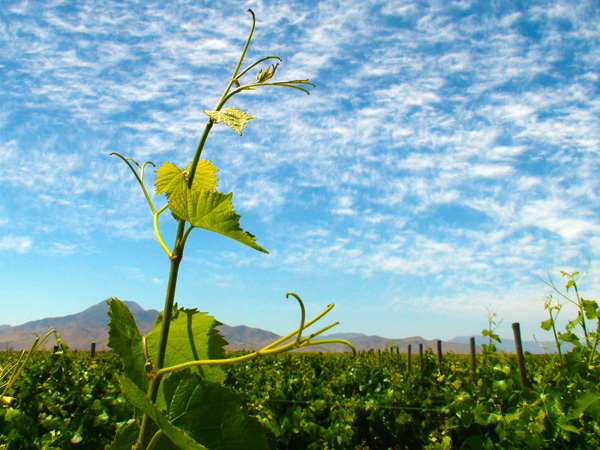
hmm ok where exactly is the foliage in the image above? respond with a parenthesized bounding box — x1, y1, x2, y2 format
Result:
(1, 330, 60, 408)
(0, 351, 132, 449)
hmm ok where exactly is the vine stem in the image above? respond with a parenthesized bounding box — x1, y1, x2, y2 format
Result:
(187, 9, 256, 188)
(137, 13, 257, 443)
(139, 220, 185, 447)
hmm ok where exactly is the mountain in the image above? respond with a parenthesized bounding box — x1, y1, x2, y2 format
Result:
(299, 333, 481, 354)
(0, 301, 159, 351)
(0, 301, 560, 354)
(218, 324, 280, 351)
(449, 336, 573, 354)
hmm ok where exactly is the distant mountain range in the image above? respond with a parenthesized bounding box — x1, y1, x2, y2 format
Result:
(0, 300, 559, 354)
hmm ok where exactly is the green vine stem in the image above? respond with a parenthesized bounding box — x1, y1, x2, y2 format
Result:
(131, 10, 323, 448)
(186, 9, 256, 188)
(140, 220, 185, 446)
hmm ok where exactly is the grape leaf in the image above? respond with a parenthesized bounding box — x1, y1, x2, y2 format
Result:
(168, 188, 268, 253)
(540, 318, 553, 331)
(571, 391, 600, 420)
(155, 160, 219, 200)
(145, 307, 228, 408)
(117, 375, 209, 450)
(163, 369, 270, 450)
(204, 107, 256, 135)
(582, 300, 599, 320)
(105, 419, 140, 450)
(107, 298, 147, 392)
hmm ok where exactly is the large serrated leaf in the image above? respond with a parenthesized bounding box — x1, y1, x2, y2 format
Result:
(117, 375, 209, 450)
(168, 188, 268, 253)
(107, 298, 148, 392)
(204, 107, 256, 135)
(145, 307, 228, 408)
(155, 160, 219, 200)
(164, 370, 270, 450)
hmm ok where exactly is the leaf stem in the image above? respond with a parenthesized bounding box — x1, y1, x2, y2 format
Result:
(236, 56, 282, 80)
(146, 430, 165, 450)
(110, 152, 156, 214)
(286, 292, 306, 346)
(153, 205, 172, 259)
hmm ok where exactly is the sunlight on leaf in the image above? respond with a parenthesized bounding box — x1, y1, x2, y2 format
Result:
(204, 107, 256, 135)
(169, 188, 268, 253)
(156, 160, 219, 200)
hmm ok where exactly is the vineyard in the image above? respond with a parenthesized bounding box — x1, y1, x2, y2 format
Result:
(1, 341, 599, 449)
(2, 5, 599, 449)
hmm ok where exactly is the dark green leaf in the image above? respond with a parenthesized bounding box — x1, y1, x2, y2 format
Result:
(116, 375, 208, 450)
(107, 298, 148, 392)
(145, 307, 228, 408)
(105, 419, 140, 450)
(164, 370, 270, 450)
(571, 391, 600, 420)
(557, 422, 581, 434)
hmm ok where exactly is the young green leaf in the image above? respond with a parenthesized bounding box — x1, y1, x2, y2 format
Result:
(204, 107, 256, 135)
(116, 375, 209, 450)
(155, 160, 219, 200)
(163, 370, 270, 450)
(582, 300, 599, 320)
(107, 298, 148, 392)
(558, 331, 581, 347)
(168, 188, 268, 253)
(540, 318, 554, 331)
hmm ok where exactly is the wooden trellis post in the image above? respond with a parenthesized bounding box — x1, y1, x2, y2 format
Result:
(470, 337, 476, 384)
(512, 323, 531, 388)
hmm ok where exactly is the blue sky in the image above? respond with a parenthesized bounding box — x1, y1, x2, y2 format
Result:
(1, 0, 599, 343)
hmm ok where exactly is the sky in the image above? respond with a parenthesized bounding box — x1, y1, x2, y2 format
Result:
(1, 0, 599, 344)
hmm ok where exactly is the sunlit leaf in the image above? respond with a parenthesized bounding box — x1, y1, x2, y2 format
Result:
(204, 107, 256, 135)
(168, 188, 268, 253)
(107, 298, 147, 392)
(540, 318, 553, 331)
(155, 160, 219, 200)
(582, 300, 599, 320)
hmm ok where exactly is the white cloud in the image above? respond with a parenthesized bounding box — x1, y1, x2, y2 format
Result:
(0, 235, 32, 253)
